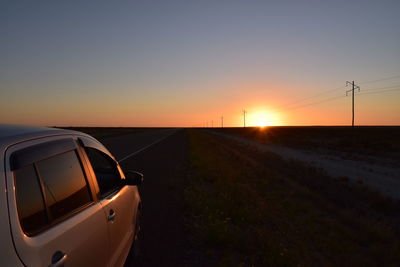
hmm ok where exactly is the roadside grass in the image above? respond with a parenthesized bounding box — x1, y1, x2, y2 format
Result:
(184, 129, 400, 266)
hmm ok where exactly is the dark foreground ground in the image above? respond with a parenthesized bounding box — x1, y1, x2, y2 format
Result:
(71, 127, 400, 266)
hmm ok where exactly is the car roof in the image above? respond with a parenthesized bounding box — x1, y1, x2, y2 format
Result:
(0, 124, 87, 154)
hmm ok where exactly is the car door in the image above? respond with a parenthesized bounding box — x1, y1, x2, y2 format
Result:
(5, 137, 110, 267)
(79, 137, 139, 267)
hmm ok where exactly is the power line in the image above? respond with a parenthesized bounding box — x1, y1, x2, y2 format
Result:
(276, 74, 400, 111)
(279, 81, 397, 124)
(277, 85, 345, 110)
(361, 84, 400, 92)
(358, 87, 400, 96)
(359, 74, 400, 84)
(286, 84, 399, 109)
(277, 86, 399, 112)
(284, 95, 345, 111)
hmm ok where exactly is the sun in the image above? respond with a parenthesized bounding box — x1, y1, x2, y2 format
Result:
(258, 121, 267, 127)
(249, 110, 281, 127)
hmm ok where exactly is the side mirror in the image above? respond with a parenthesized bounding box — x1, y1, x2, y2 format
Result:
(125, 171, 144, 186)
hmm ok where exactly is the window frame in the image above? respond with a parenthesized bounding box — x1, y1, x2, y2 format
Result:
(12, 142, 96, 237)
(77, 136, 126, 199)
(84, 147, 124, 199)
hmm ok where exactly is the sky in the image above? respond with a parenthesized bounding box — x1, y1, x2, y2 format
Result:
(1, 0, 400, 127)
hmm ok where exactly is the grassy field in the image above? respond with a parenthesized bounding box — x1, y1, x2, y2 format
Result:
(213, 126, 400, 161)
(184, 129, 400, 266)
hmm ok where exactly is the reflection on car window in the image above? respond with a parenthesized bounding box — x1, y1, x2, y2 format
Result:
(36, 151, 91, 220)
(85, 148, 122, 197)
(14, 165, 49, 235)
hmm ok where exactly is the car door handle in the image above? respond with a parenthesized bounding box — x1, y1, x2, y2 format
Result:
(107, 209, 116, 222)
(50, 251, 67, 267)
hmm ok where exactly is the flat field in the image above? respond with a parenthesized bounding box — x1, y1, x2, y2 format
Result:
(186, 128, 400, 266)
(213, 126, 400, 160)
(216, 126, 400, 160)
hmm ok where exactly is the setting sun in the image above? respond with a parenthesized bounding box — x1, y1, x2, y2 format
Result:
(249, 110, 282, 127)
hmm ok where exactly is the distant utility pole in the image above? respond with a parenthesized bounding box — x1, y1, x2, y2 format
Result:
(346, 81, 360, 128)
(243, 109, 247, 127)
(212, 120, 213, 128)
(221, 116, 224, 128)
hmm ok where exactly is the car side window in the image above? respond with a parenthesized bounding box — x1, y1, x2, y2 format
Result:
(85, 148, 122, 197)
(13, 149, 92, 235)
(36, 151, 92, 221)
(14, 164, 49, 235)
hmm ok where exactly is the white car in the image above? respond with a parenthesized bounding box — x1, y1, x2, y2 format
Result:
(0, 125, 142, 267)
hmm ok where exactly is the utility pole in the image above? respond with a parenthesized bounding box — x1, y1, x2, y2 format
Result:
(221, 116, 224, 128)
(212, 120, 213, 128)
(243, 109, 247, 127)
(346, 81, 360, 128)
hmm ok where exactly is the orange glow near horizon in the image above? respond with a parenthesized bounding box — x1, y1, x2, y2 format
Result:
(2, 86, 400, 127)
(247, 109, 283, 127)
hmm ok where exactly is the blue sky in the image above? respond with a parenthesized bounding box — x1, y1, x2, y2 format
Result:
(1, 0, 400, 126)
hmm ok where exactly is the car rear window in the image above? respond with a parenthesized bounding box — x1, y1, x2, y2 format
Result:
(14, 165, 49, 235)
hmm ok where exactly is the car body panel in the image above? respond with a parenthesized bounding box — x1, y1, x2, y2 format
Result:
(99, 186, 136, 267)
